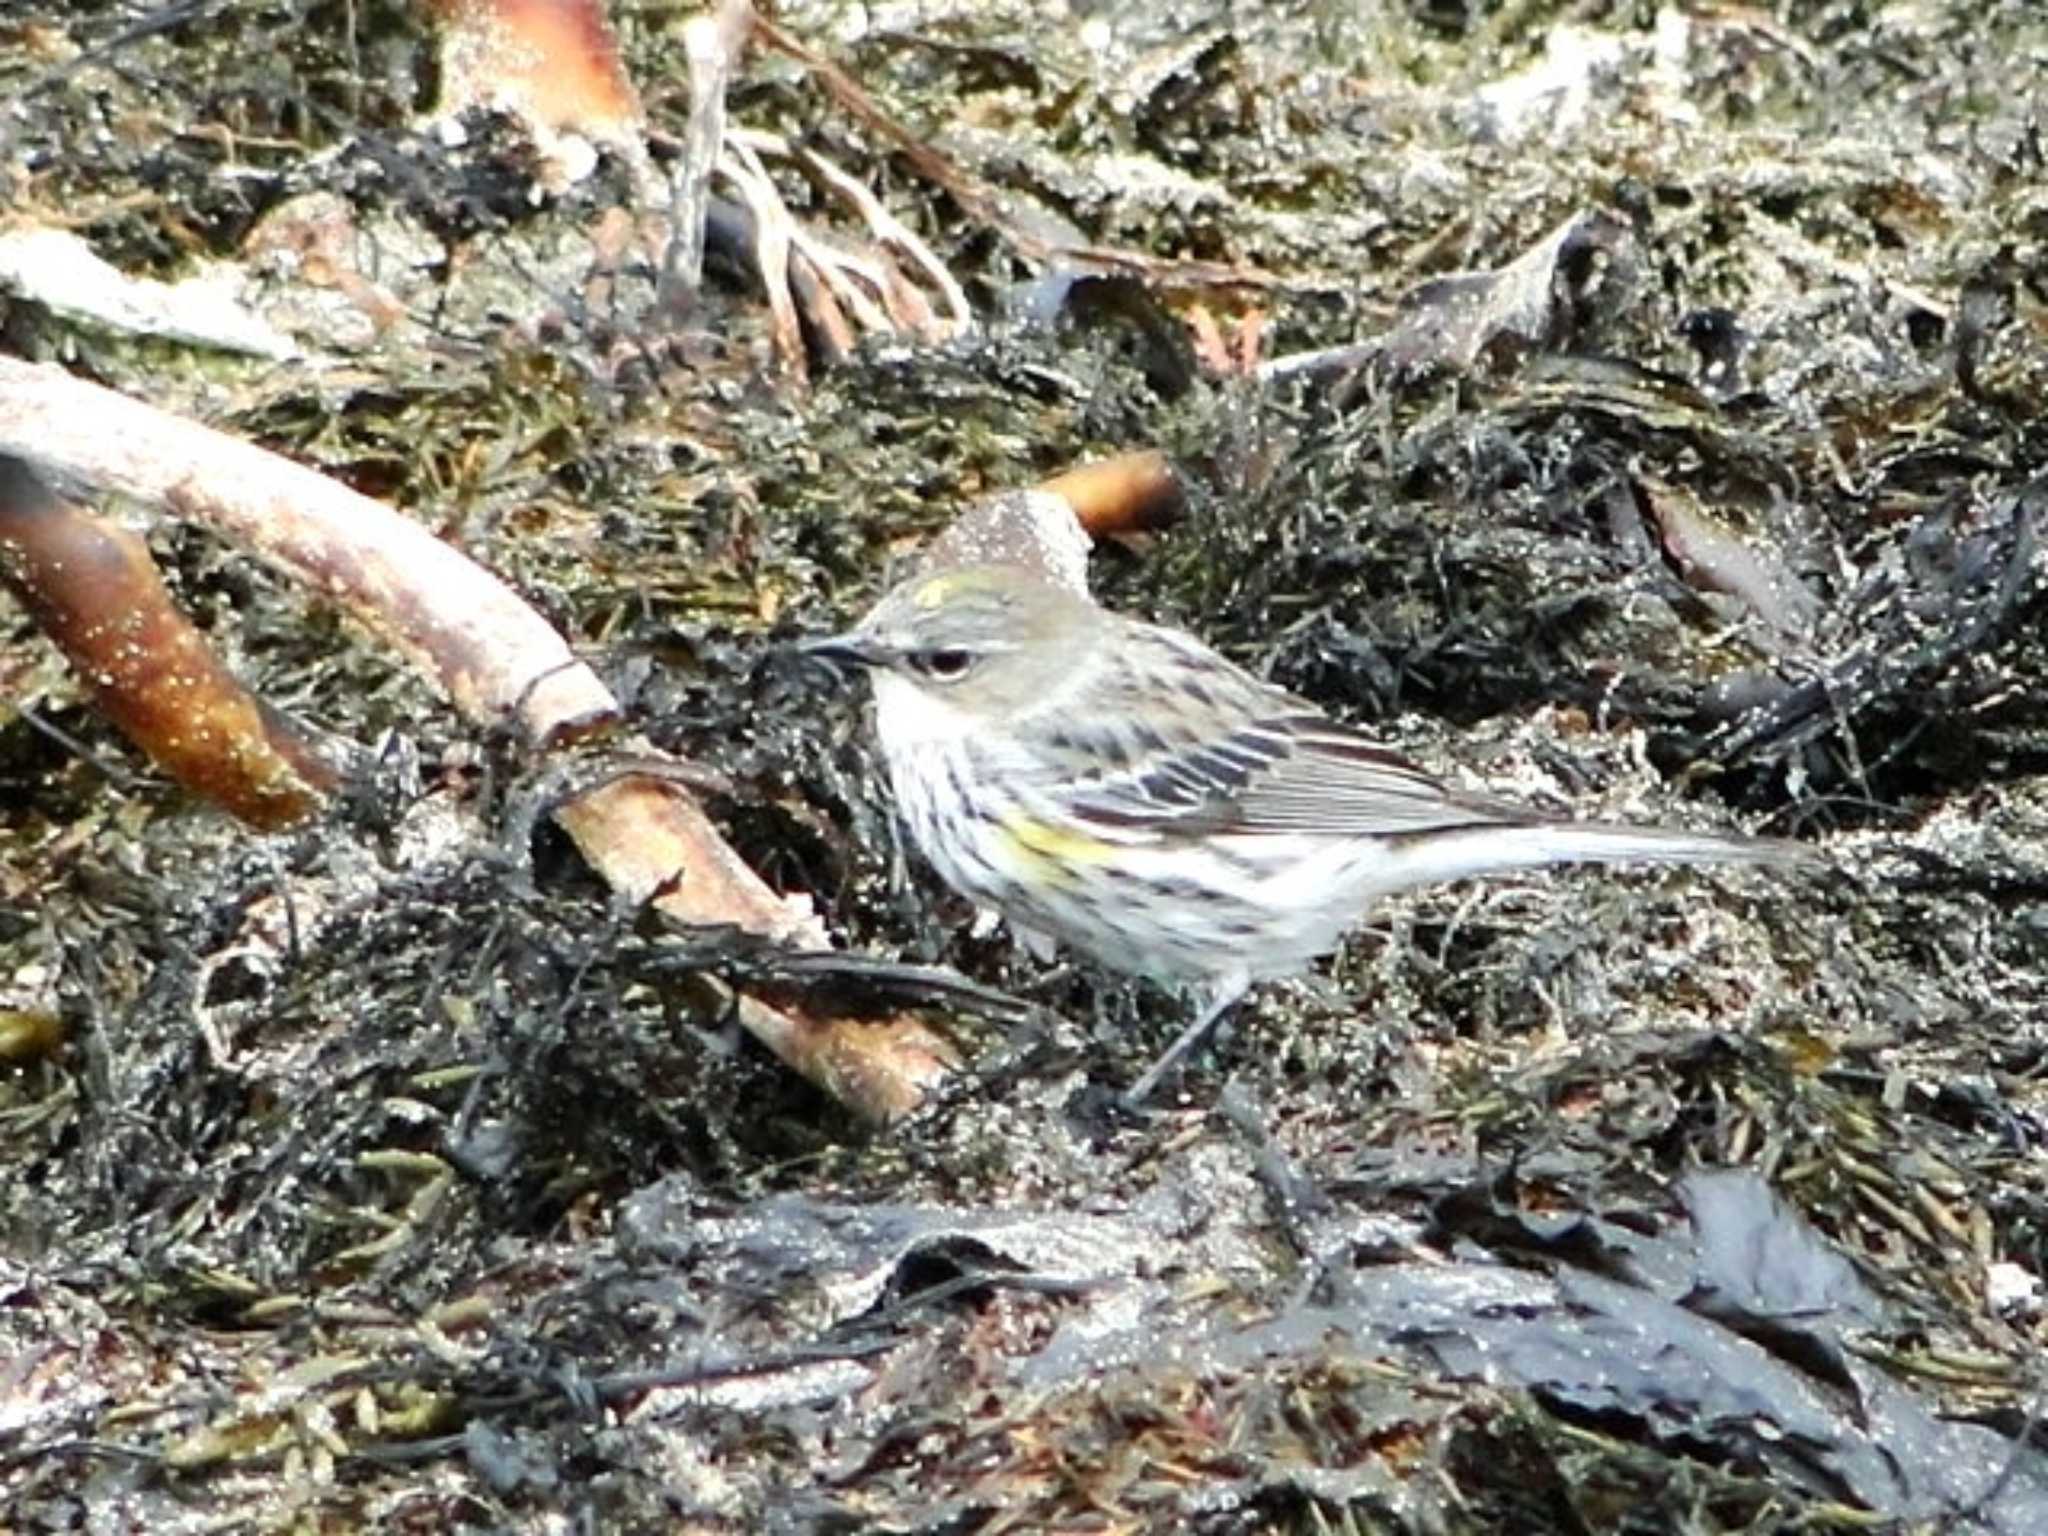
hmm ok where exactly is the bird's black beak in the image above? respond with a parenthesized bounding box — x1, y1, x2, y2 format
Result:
(798, 631, 890, 671)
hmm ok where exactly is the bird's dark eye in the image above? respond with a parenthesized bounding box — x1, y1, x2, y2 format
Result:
(911, 647, 974, 681)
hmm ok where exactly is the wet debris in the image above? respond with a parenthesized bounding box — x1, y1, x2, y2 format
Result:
(5, 0, 2048, 1530)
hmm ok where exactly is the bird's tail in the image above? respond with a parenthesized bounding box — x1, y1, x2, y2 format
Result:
(1375, 818, 1811, 896)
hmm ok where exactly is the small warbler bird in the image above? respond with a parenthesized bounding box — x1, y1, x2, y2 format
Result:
(805, 562, 1805, 1102)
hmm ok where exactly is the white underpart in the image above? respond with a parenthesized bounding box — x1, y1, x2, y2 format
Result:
(868, 670, 1778, 993)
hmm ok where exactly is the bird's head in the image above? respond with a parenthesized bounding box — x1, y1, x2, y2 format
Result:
(802, 563, 1102, 725)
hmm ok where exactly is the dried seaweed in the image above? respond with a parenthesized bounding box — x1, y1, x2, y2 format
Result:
(5, 0, 2048, 1530)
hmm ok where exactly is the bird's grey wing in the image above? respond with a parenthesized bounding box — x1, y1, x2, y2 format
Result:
(1043, 625, 1541, 839)
(1065, 710, 1544, 838)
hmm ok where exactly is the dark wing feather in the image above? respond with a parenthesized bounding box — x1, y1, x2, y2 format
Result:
(1054, 622, 1547, 839)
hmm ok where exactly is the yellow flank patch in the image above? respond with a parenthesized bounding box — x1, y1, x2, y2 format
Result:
(999, 813, 1115, 877)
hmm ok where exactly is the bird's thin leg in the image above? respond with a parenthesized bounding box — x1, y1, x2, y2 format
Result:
(1123, 975, 1248, 1107)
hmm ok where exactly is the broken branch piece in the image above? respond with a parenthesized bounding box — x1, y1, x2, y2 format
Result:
(0, 457, 339, 829)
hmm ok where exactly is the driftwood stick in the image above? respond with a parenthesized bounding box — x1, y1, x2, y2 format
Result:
(0, 457, 337, 829)
(0, 357, 617, 749)
(0, 358, 956, 1119)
